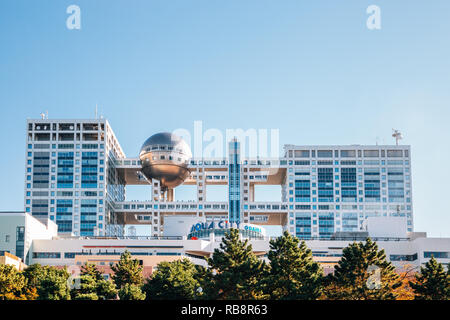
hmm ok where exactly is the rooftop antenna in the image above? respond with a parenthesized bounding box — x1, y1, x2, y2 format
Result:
(95, 104, 98, 119)
(375, 136, 379, 145)
(392, 129, 402, 145)
(45, 110, 48, 119)
(40, 112, 45, 119)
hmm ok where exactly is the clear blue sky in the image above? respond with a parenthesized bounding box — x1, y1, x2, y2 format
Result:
(0, 1, 449, 237)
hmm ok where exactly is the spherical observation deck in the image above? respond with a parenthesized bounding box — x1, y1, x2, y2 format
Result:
(139, 132, 192, 189)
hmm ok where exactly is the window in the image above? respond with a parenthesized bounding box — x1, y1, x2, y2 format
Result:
(294, 150, 310, 158)
(5, 235, 10, 242)
(387, 150, 403, 157)
(341, 150, 356, 158)
(317, 150, 332, 158)
(32, 252, 61, 259)
(364, 150, 379, 157)
(390, 253, 417, 261)
(424, 251, 449, 259)
(64, 252, 81, 259)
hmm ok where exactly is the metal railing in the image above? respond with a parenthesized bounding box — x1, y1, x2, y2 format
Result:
(58, 235, 183, 241)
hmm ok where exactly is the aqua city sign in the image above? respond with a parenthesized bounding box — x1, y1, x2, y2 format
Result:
(189, 221, 263, 234)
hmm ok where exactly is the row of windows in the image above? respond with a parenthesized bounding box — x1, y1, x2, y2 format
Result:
(290, 197, 410, 203)
(390, 254, 418, 261)
(31, 251, 444, 261)
(287, 149, 409, 158)
(28, 122, 105, 131)
(424, 251, 449, 259)
(28, 151, 105, 158)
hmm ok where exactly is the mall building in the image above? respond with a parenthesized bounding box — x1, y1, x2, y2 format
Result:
(0, 211, 449, 275)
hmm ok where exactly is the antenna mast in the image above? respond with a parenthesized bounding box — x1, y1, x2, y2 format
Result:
(392, 129, 403, 145)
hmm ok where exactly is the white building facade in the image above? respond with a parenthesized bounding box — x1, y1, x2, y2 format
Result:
(1, 212, 448, 272)
(25, 119, 126, 237)
(0, 211, 57, 264)
(24, 118, 413, 240)
(24, 231, 450, 272)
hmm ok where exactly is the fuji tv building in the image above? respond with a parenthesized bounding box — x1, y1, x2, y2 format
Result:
(12, 118, 449, 272)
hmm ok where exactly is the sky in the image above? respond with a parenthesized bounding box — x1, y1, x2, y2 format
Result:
(0, 1, 449, 237)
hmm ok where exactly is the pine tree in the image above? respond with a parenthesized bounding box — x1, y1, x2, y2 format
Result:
(410, 257, 450, 300)
(111, 251, 144, 289)
(37, 267, 71, 300)
(325, 238, 401, 300)
(23, 264, 71, 300)
(22, 263, 46, 290)
(80, 262, 103, 281)
(71, 263, 117, 300)
(96, 278, 118, 300)
(143, 259, 201, 300)
(204, 228, 268, 300)
(265, 231, 323, 300)
(72, 275, 100, 300)
(118, 283, 146, 300)
(193, 264, 214, 300)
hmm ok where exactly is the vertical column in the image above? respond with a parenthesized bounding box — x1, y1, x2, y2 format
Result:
(228, 138, 241, 224)
(249, 183, 254, 202)
(167, 188, 174, 201)
(153, 180, 161, 202)
(196, 167, 205, 202)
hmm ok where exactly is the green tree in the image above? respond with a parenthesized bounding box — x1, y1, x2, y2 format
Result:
(118, 283, 146, 300)
(111, 251, 144, 289)
(0, 264, 28, 300)
(22, 263, 46, 289)
(72, 274, 99, 300)
(96, 278, 118, 300)
(80, 262, 103, 281)
(410, 257, 450, 300)
(204, 228, 268, 300)
(143, 259, 202, 300)
(38, 267, 71, 300)
(324, 238, 402, 300)
(264, 231, 323, 300)
(193, 264, 214, 300)
(71, 263, 117, 300)
(22, 264, 71, 300)
(38, 268, 71, 300)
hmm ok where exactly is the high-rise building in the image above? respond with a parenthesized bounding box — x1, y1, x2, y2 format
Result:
(282, 144, 413, 238)
(25, 119, 126, 236)
(24, 118, 413, 239)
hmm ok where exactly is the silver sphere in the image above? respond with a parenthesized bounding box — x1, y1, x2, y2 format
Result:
(139, 132, 192, 189)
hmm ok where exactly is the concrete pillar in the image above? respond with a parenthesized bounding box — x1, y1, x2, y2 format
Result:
(167, 188, 174, 202)
(249, 184, 255, 202)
